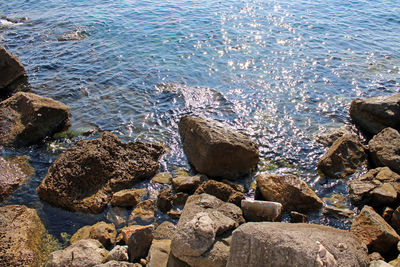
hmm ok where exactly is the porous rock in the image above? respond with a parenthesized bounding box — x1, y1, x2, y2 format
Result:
(105, 245, 129, 262)
(195, 180, 245, 206)
(0, 156, 30, 202)
(111, 189, 141, 207)
(0, 46, 26, 89)
(369, 128, 400, 174)
(157, 187, 174, 213)
(154, 221, 176, 240)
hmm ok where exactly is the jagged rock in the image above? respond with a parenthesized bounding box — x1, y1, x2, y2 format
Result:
(152, 172, 172, 184)
(256, 174, 322, 212)
(106, 207, 129, 228)
(158, 187, 173, 213)
(111, 189, 142, 207)
(317, 133, 367, 178)
(123, 225, 154, 262)
(322, 205, 354, 220)
(369, 128, 400, 174)
(0, 156, 30, 202)
(105, 245, 129, 262)
(70, 222, 116, 249)
(37, 132, 164, 213)
(315, 125, 352, 146)
(227, 222, 369, 267)
(0, 46, 26, 89)
(0, 92, 70, 147)
(195, 180, 245, 206)
(350, 206, 400, 256)
(147, 239, 171, 267)
(128, 199, 155, 224)
(349, 93, 400, 135)
(154, 221, 176, 240)
(173, 192, 189, 206)
(289, 211, 308, 223)
(172, 175, 202, 194)
(241, 199, 282, 222)
(178, 116, 259, 179)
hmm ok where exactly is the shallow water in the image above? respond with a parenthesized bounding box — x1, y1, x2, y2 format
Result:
(1, 0, 400, 239)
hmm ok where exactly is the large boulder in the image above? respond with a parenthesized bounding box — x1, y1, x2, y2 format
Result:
(0, 46, 26, 89)
(369, 128, 400, 174)
(349, 94, 400, 135)
(226, 222, 369, 267)
(0, 205, 59, 266)
(194, 180, 245, 206)
(178, 116, 259, 179)
(317, 133, 367, 178)
(256, 174, 323, 212)
(0, 92, 71, 146)
(37, 132, 164, 213)
(0, 156, 31, 202)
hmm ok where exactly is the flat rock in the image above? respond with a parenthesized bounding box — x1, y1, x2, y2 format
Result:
(0, 156, 30, 202)
(0, 46, 26, 89)
(322, 205, 354, 220)
(256, 174, 323, 212)
(178, 116, 259, 179)
(369, 128, 400, 174)
(317, 133, 367, 178)
(128, 199, 155, 224)
(195, 180, 245, 206)
(315, 125, 352, 146)
(0, 92, 70, 147)
(350, 205, 400, 256)
(241, 199, 282, 222)
(227, 222, 369, 267)
(349, 93, 400, 135)
(172, 175, 202, 194)
(152, 172, 172, 184)
(37, 132, 164, 213)
(147, 239, 171, 267)
(111, 189, 141, 207)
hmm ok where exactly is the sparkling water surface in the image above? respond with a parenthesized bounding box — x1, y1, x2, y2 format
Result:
(1, 0, 400, 238)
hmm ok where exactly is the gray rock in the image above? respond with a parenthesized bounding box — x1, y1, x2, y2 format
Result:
(241, 199, 282, 222)
(147, 239, 171, 267)
(172, 175, 202, 194)
(124, 224, 154, 262)
(0, 46, 26, 89)
(178, 116, 259, 179)
(106, 207, 129, 228)
(349, 93, 400, 135)
(70, 222, 116, 249)
(227, 222, 369, 267)
(105, 245, 129, 262)
(154, 221, 176, 240)
(369, 260, 393, 267)
(95, 260, 137, 267)
(315, 125, 352, 146)
(369, 128, 400, 174)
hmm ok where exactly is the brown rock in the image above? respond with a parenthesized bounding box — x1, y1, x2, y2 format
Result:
(111, 189, 141, 207)
(350, 205, 400, 255)
(382, 207, 394, 222)
(173, 192, 189, 206)
(0, 46, 26, 89)
(256, 174, 323, 212)
(123, 225, 154, 262)
(369, 128, 400, 174)
(157, 187, 173, 213)
(0, 156, 30, 202)
(178, 116, 259, 179)
(241, 200, 282, 222)
(167, 209, 182, 219)
(128, 200, 155, 224)
(392, 206, 400, 234)
(322, 205, 354, 220)
(289, 211, 307, 223)
(317, 133, 367, 178)
(151, 172, 172, 184)
(369, 252, 385, 261)
(195, 180, 245, 206)
(0, 92, 71, 147)
(70, 222, 117, 249)
(154, 221, 176, 240)
(172, 175, 202, 194)
(147, 239, 172, 267)
(37, 132, 164, 213)
(315, 125, 352, 146)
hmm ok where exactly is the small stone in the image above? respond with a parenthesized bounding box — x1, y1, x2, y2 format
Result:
(154, 221, 176, 240)
(105, 245, 129, 262)
(95, 261, 137, 267)
(140, 258, 147, 266)
(195, 180, 245, 206)
(370, 260, 394, 267)
(370, 183, 397, 206)
(106, 207, 128, 228)
(0, 157, 30, 202)
(167, 209, 182, 219)
(151, 172, 172, 184)
(289, 211, 308, 223)
(322, 205, 354, 220)
(241, 199, 282, 222)
(382, 207, 394, 222)
(369, 127, 400, 174)
(369, 252, 385, 261)
(172, 175, 202, 194)
(157, 188, 173, 213)
(128, 200, 155, 225)
(111, 189, 141, 207)
(173, 192, 189, 206)
(124, 225, 154, 262)
(315, 125, 352, 147)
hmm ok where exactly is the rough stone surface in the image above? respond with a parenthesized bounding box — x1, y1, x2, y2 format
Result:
(0, 46, 26, 89)
(173, 192, 189, 206)
(123, 225, 154, 262)
(178, 116, 259, 179)
(382, 207, 394, 222)
(147, 239, 171, 267)
(370, 260, 393, 267)
(95, 261, 137, 267)
(152, 172, 172, 184)
(0, 92, 71, 147)
(167, 209, 182, 220)
(227, 222, 369, 267)
(128, 199, 155, 224)
(0, 156, 30, 202)
(256, 174, 323, 212)
(350, 205, 400, 256)
(322, 205, 354, 220)
(315, 125, 352, 147)
(369, 252, 385, 262)
(106, 207, 129, 228)
(391, 206, 400, 233)
(154, 221, 176, 240)
(158, 187, 174, 213)
(195, 180, 245, 206)
(70, 222, 117, 249)
(369, 128, 400, 174)
(172, 175, 202, 194)
(37, 132, 164, 213)
(317, 133, 367, 178)
(289, 211, 307, 223)
(105, 245, 129, 262)
(241, 199, 282, 222)
(111, 189, 141, 207)
(349, 93, 400, 135)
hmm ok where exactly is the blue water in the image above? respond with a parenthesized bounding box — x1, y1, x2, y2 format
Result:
(1, 0, 400, 238)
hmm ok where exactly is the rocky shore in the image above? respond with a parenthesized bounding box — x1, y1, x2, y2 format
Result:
(1, 46, 400, 267)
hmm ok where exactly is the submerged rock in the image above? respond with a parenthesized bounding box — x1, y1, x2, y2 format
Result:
(0, 156, 30, 202)
(37, 132, 164, 213)
(58, 29, 87, 41)
(0, 92, 71, 147)
(369, 128, 400, 174)
(0, 46, 26, 90)
(289, 211, 308, 223)
(151, 172, 172, 184)
(194, 180, 245, 206)
(128, 199, 155, 225)
(315, 125, 352, 147)
(178, 116, 259, 179)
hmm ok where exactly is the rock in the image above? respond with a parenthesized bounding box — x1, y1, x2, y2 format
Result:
(37, 132, 164, 213)
(350, 205, 400, 256)
(70, 225, 92, 244)
(105, 245, 129, 262)
(241, 199, 282, 222)
(152, 172, 172, 184)
(227, 222, 369, 267)
(369, 252, 385, 261)
(390, 254, 400, 267)
(315, 125, 352, 146)
(0, 205, 59, 266)
(111, 189, 141, 207)
(392, 206, 400, 233)
(289, 211, 308, 223)
(195, 180, 245, 206)
(173, 192, 189, 206)
(70, 222, 117, 249)
(167, 209, 182, 219)
(178, 116, 259, 179)
(317, 133, 367, 178)
(369, 128, 400, 174)
(106, 206, 129, 228)
(0, 156, 30, 202)
(154, 221, 176, 240)
(349, 167, 400, 207)
(5, 155, 34, 177)
(0, 46, 26, 89)
(172, 175, 202, 194)
(256, 174, 323, 212)
(122, 225, 154, 262)
(95, 261, 137, 267)
(58, 29, 86, 41)
(370, 260, 393, 267)
(349, 93, 400, 135)
(50, 239, 108, 267)
(382, 207, 394, 222)
(158, 188, 173, 213)
(147, 239, 171, 267)
(322, 205, 354, 220)
(0, 92, 70, 147)
(128, 200, 155, 224)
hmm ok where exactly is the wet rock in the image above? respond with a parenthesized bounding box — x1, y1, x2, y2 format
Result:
(105, 245, 129, 262)
(111, 189, 141, 207)
(123, 225, 154, 262)
(317, 133, 367, 178)
(0, 92, 70, 147)
(0, 156, 30, 202)
(147, 239, 171, 267)
(106, 206, 129, 228)
(392, 206, 400, 233)
(167, 209, 182, 219)
(382, 207, 394, 222)
(195, 180, 245, 206)
(152, 172, 172, 184)
(241, 199, 282, 222)
(315, 125, 352, 146)
(178, 116, 259, 179)
(37, 132, 164, 213)
(5, 155, 34, 177)
(0, 46, 26, 89)
(172, 175, 202, 194)
(154, 221, 176, 240)
(349, 167, 400, 207)
(369, 128, 400, 174)
(70, 222, 116, 249)
(322, 205, 354, 220)
(256, 174, 323, 212)
(349, 93, 400, 135)
(289, 211, 308, 223)
(350, 205, 400, 256)
(158, 187, 173, 213)
(58, 29, 86, 41)
(227, 222, 369, 267)
(128, 200, 155, 224)
(0, 205, 59, 266)
(173, 192, 189, 206)
(95, 261, 137, 267)
(50, 239, 108, 267)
